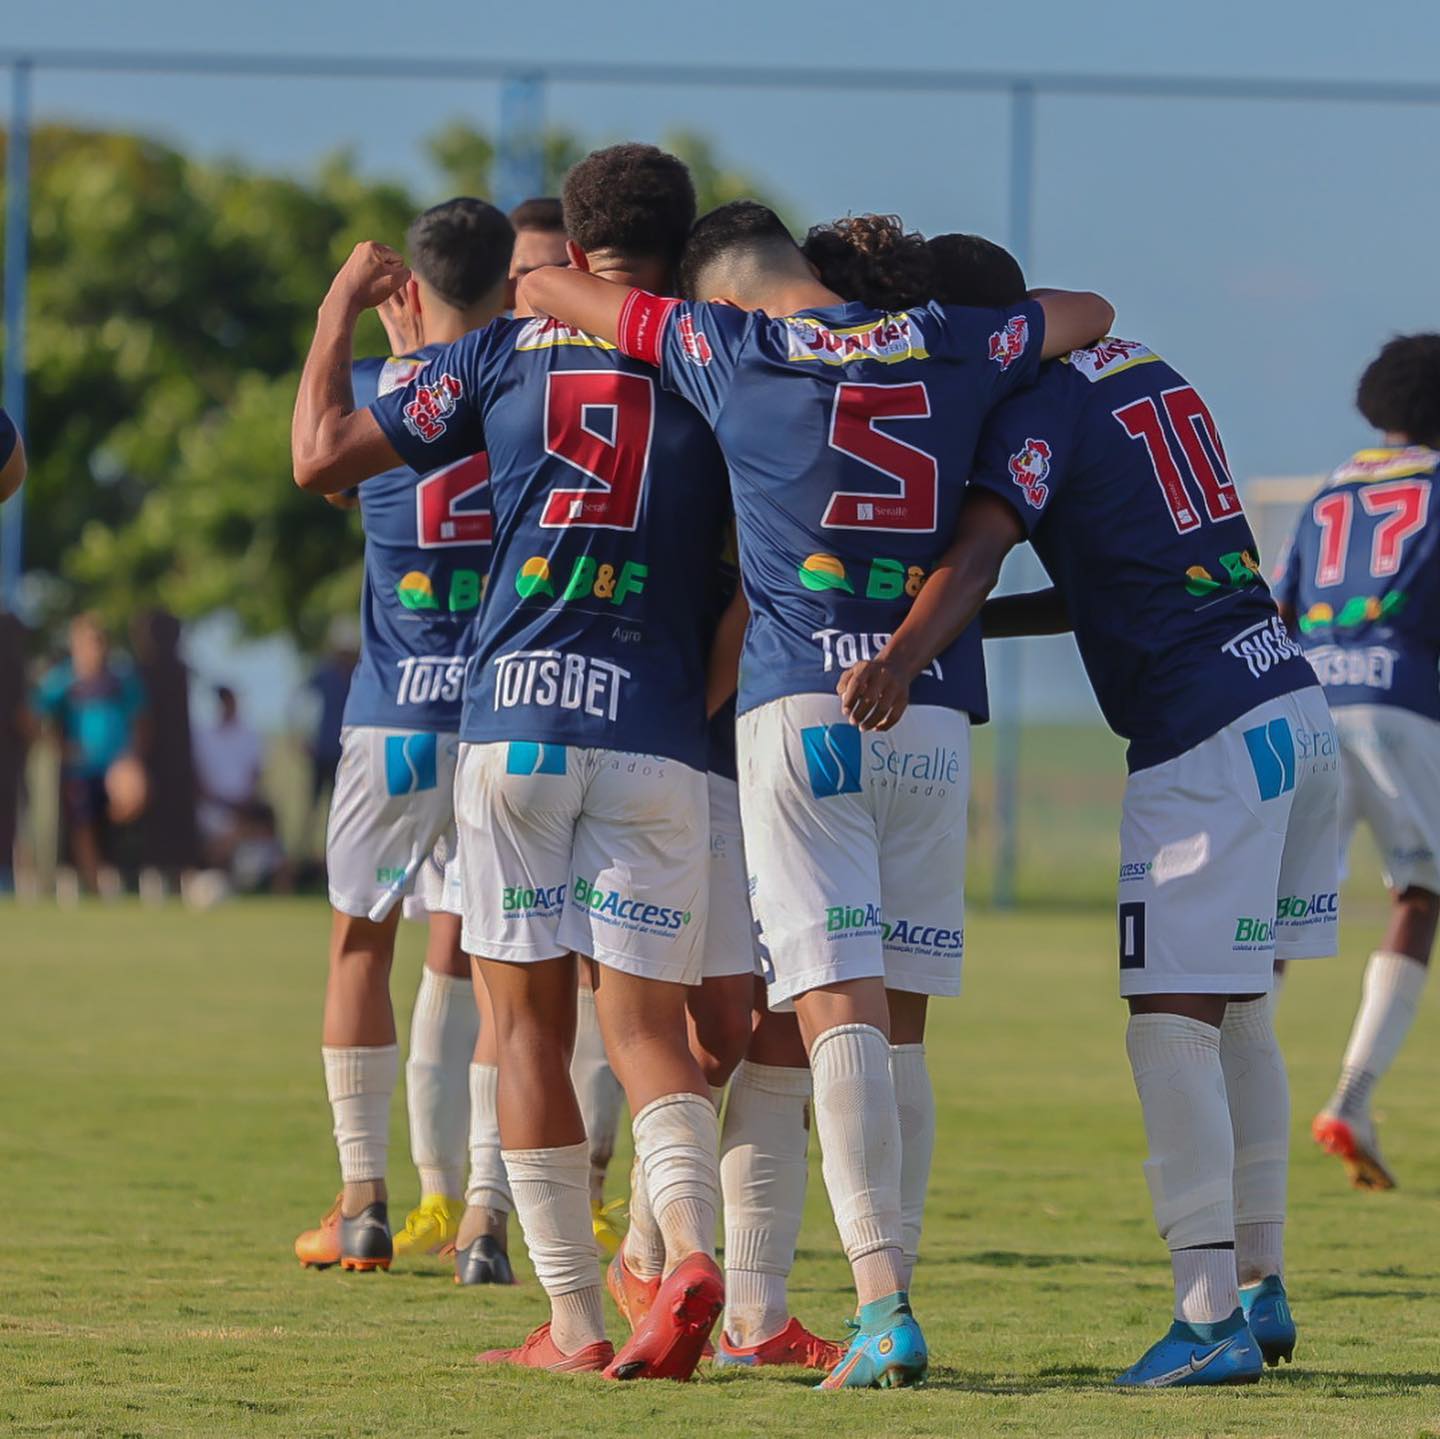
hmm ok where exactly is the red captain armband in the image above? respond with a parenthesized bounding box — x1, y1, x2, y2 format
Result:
(617, 289, 680, 365)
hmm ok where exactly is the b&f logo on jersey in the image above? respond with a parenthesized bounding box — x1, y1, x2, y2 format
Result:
(402, 372, 463, 442)
(1007, 438, 1052, 509)
(677, 311, 712, 366)
(988, 315, 1029, 370)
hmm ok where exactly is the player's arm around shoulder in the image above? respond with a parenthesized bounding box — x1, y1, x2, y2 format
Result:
(517, 267, 633, 347)
(839, 489, 1027, 731)
(292, 243, 411, 495)
(1030, 288, 1115, 359)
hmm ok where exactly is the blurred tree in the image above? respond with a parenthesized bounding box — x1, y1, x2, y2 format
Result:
(1, 120, 785, 648)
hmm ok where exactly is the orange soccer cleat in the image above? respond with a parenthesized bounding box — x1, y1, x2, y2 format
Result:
(606, 1243, 661, 1331)
(714, 1315, 847, 1371)
(475, 1323, 614, 1374)
(1312, 1112, 1398, 1191)
(294, 1194, 392, 1272)
(603, 1253, 724, 1382)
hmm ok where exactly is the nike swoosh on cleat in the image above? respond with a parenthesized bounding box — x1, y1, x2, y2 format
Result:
(1142, 1337, 1237, 1387)
(1188, 1338, 1236, 1373)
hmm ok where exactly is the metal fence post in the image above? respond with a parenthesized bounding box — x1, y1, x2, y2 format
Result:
(495, 71, 546, 212)
(1, 58, 31, 614)
(992, 80, 1036, 909)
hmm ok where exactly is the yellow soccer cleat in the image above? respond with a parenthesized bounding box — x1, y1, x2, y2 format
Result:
(392, 1193, 465, 1260)
(592, 1197, 627, 1258)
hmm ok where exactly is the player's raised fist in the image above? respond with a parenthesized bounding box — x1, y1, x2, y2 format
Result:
(328, 242, 411, 314)
(837, 658, 911, 732)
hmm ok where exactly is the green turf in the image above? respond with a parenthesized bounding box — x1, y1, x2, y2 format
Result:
(5, 897, 1440, 1438)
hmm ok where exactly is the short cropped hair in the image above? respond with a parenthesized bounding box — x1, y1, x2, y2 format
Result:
(562, 144, 695, 266)
(405, 198, 514, 309)
(678, 200, 796, 299)
(508, 196, 564, 234)
(927, 233, 1027, 308)
(1356, 335, 1440, 446)
(801, 214, 934, 311)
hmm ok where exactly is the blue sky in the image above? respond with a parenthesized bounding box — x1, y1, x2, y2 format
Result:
(7, 1, 1439, 720)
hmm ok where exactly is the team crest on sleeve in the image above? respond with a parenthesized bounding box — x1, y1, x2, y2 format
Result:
(987, 315, 1030, 370)
(402, 372, 463, 442)
(1008, 437, 1052, 509)
(677, 311, 713, 366)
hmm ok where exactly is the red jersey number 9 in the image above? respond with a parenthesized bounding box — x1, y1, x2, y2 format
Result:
(541, 369, 654, 531)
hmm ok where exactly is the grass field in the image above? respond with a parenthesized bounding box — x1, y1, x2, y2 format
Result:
(5, 896, 1440, 1438)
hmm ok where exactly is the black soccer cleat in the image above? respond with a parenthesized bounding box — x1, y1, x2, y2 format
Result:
(338, 1202, 392, 1272)
(454, 1234, 516, 1286)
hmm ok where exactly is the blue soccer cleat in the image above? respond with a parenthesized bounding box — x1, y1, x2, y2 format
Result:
(1114, 1309, 1263, 1388)
(816, 1294, 928, 1390)
(1241, 1275, 1296, 1366)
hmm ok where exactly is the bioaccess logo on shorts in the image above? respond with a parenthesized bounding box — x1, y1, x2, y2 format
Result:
(801, 724, 863, 799)
(572, 876, 691, 934)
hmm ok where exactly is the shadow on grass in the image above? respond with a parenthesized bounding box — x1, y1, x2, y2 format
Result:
(957, 1249, 1155, 1272)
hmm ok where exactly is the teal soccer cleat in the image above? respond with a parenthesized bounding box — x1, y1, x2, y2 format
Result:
(816, 1294, 928, 1390)
(1241, 1275, 1296, 1366)
(1114, 1309, 1263, 1388)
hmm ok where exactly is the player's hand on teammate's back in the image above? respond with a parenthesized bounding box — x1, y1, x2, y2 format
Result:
(837, 659, 912, 732)
(326, 242, 411, 316)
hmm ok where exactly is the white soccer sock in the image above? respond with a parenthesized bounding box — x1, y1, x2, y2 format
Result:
(502, 1141, 607, 1352)
(890, 1043, 936, 1287)
(1330, 951, 1428, 1121)
(323, 1044, 398, 1185)
(406, 969, 478, 1197)
(720, 1060, 812, 1346)
(571, 984, 625, 1208)
(624, 1157, 665, 1279)
(465, 1063, 512, 1214)
(809, 1023, 906, 1305)
(1220, 997, 1289, 1285)
(1125, 1014, 1238, 1323)
(632, 1092, 720, 1272)
(1172, 1247, 1241, 1327)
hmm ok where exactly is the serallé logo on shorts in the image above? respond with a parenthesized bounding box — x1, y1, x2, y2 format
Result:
(801, 724, 863, 799)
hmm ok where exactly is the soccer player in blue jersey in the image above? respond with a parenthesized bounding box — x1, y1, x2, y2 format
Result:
(832, 232, 1338, 1387)
(0, 406, 25, 502)
(293, 144, 733, 1380)
(520, 203, 1112, 1389)
(292, 199, 515, 1277)
(1274, 335, 1440, 1192)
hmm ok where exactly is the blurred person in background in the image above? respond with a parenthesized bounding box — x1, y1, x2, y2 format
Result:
(0, 614, 28, 891)
(33, 613, 148, 896)
(194, 684, 266, 867)
(300, 631, 357, 854)
(506, 196, 568, 310)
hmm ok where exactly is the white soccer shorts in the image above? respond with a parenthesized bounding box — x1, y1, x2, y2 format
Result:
(1116, 686, 1340, 997)
(703, 774, 762, 980)
(1334, 703, 1440, 894)
(737, 694, 969, 1010)
(454, 740, 709, 985)
(326, 725, 459, 923)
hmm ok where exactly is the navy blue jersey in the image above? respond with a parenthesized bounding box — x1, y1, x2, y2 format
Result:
(1274, 446, 1440, 719)
(619, 292, 1048, 720)
(370, 315, 730, 768)
(0, 406, 16, 469)
(969, 339, 1313, 772)
(343, 349, 492, 731)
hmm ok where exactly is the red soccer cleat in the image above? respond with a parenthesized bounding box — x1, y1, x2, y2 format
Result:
(1312, 1112, 1398, 1191)
(714, 1315, 847, 1371)
(603, 1253, 724, 1381)
(475, 1322, 614, 1374)
(607, 1244, 661, 1332)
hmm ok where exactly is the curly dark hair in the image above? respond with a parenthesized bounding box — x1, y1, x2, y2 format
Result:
(1356, 334, 1440, 445)
(406, 198, 514, 308)
(800, 214, 934, 311)
(561, 144, 695, 266)
(927, 234, 1027, 307)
